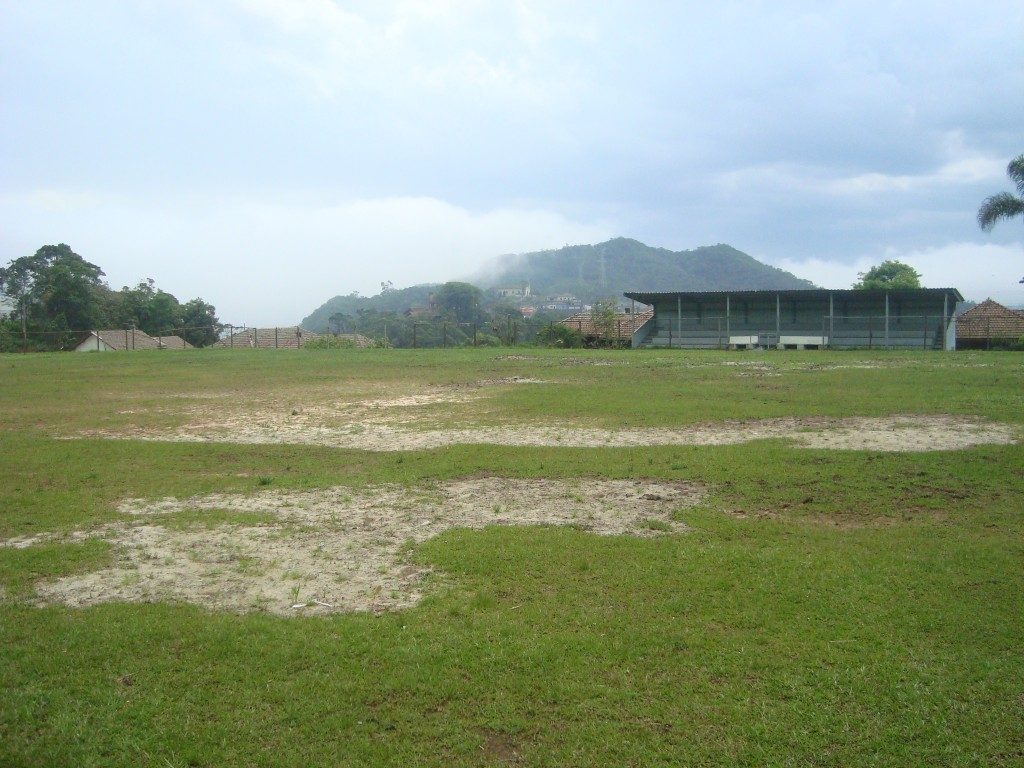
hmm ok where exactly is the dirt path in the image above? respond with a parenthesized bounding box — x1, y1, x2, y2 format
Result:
(77, 414, 1018, 452)
(5, 478, 702, 616)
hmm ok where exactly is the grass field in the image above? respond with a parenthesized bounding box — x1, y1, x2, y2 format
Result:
(1, 348, 1022, 766)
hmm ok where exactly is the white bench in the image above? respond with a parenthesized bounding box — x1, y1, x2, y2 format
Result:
(778, 335, 828, 349)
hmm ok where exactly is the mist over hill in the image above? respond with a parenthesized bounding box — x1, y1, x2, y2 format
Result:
(478, 237, 815, 296)
(301, 238, 814, 331)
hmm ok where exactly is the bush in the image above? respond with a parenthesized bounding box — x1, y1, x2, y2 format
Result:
(536, 323, 585, 348)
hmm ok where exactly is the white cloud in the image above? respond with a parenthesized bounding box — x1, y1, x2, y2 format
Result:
(717, 135, 1008, 200)
(774, 241, 1024, 304)
(0, 190, 615, 325)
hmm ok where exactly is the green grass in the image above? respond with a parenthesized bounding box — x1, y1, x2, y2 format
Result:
(1, 348, 1022, 766)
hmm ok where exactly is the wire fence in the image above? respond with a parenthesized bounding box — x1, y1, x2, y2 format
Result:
(638, 313, 952, 350)
(0, 319, 533, 352)
(0, 324, 224, 353)
(8, 312, 998, 352)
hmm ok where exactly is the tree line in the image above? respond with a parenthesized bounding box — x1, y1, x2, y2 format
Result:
(0, 244, 221, 351)
(326, 280, 582, 348)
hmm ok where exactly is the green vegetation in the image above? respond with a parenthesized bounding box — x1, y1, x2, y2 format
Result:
(301, 238, 816, 336)
(853, 260, 923, 290)
(1, 348, 1022, 766)
(977, 153, 1024, 284)
(0, 244, 221, 351)
(487, 238, 815, 298)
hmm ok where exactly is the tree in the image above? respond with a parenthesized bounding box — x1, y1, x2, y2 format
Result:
(178, 298, 221, 347)
(591, 298, 618, 343)
(0, 244, 110, 347)
(112, 279, 181, 335)
(434, 281, 483, 325)
(853, 260, 922, 290)
(977, 153, 1024, 283)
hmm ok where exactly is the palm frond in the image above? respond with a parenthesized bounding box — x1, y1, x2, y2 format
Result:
(1009, 154, 1024, 196)
(977, 192, 1024, 231)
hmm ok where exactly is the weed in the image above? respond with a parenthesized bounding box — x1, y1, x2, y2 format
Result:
(641, 518, 672, 532)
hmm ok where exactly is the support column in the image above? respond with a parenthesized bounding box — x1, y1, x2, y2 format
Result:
(775, 293, 781, 347)
(829, 293, 834, 348)
(725, 295, 731, 344)
(884, 293, 890, 349)
(942, 293, 950, 351)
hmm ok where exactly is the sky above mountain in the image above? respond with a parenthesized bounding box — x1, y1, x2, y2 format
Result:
(2, 1, 1022, 324)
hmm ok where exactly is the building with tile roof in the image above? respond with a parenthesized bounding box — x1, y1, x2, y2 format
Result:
(955, 299, 1024, 349)
(560, 309, 654, 343)
(211, 327, 321, 349)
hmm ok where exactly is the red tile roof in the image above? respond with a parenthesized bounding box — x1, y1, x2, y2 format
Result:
(956, 299, 1024, 340)
(560, 310, 654, 340)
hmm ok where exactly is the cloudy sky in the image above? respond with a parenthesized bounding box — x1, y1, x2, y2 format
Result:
(2, 1, 1022, 324)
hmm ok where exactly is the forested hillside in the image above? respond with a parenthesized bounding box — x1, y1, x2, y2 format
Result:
(481, 238, 814, 296)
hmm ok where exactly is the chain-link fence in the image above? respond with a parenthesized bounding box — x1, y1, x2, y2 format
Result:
(637, 313, 952, 350)
(0, 324, 223, 353)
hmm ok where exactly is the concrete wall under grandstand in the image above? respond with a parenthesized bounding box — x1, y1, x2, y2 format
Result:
(623, 288, 964, 350)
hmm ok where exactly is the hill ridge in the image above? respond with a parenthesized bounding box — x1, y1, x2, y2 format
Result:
(301, 238, 813, 330)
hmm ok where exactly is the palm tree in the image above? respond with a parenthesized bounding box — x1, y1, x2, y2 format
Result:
(977, 154, 1024, 282)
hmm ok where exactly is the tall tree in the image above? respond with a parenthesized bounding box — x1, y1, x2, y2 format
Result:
(0, 244, 110, 344)
(178, 298, 221, 347)
(977, 153, 1024, 283)
(853, 260, 922, 290)
(591, 298, 619, 342)
(434, 281, 483, 325)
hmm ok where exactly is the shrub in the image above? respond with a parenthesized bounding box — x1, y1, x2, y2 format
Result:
(536, 323, 585, 348)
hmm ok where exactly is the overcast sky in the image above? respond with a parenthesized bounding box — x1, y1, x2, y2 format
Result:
(2, 1, 1022, 324)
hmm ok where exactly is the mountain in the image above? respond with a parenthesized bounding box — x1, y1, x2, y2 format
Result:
(301, 284, 436, 333)
(301, 238, 814, 330)
(480, 237, 815, 297)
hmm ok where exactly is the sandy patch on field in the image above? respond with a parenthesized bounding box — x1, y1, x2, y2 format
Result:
(10, 478, 700, 616)
(76, 414, 1018, 453)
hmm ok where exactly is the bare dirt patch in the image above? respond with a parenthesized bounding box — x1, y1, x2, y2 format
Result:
(76, 414, 1018, 453)
(10, 478, 701, 616)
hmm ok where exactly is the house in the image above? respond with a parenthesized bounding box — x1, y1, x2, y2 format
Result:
(496, 283, 531, 298)
(405, 291, 440, 319)
(560, 308, 654, 343)
(211, 327, 321, 349)
(75, 329, 195, 351)
(153, 335, 194, 350)
(623, 288, 963, 350)
(76, 329, 164, 351)
(955, 299, 1024, 349)
(540, 295, 583, 313)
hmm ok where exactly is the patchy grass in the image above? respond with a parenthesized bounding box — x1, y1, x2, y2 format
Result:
(0, 348, 1022, 766)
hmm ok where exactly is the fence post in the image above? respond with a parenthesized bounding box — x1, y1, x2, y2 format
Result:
(668, 318, 673, 348)
(512, 321, 517, 346)
(229, 325, 234, 348)
(443, 322, 447, 348)
(923, 315, 928, 350)
(275, 327, 279, 348)
(413, 323, 417, 349)
(884, 293, 890, 350)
